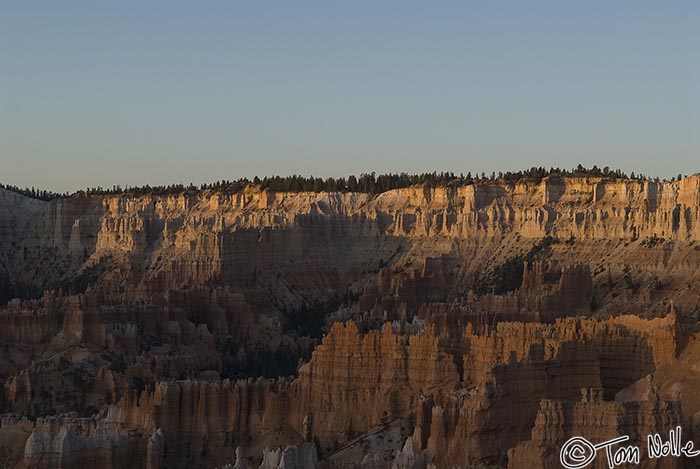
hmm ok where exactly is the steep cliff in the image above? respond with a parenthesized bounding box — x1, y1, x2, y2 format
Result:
(1, 175, 700, 467)
(509, 383, 686, 469)
(3, 175, 700, 315)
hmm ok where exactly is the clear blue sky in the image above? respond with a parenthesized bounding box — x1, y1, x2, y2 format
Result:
(1, 1, 698, 192)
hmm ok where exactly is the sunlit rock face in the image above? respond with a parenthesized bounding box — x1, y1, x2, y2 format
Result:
(0, 175, 699, 467)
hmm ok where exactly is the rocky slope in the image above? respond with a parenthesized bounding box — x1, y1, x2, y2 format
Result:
(1, 175, 700, 467)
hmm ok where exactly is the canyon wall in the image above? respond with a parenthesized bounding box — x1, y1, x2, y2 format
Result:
(1, 175, 700, 467)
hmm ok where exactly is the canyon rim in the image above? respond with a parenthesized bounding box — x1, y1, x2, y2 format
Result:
(1, 172, 700, 468)
(2, 1, 697, 467)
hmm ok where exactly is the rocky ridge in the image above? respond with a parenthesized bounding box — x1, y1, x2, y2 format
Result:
(1, 175, 700, 467)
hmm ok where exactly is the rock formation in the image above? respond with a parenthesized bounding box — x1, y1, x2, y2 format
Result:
(509, 383, 686, 469)
(0, 175, 699, 467)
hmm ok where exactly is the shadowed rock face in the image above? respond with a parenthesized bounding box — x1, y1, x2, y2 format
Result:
(0, 175, 699, 468)
(509, 384, 686, 469)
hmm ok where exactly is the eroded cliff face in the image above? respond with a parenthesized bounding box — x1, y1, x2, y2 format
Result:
(4, 175, 700, 311)
(3, 313, 681, 468)
(1, 175, 700, 468)
(412, 313, 681, 467)
(510, 383, 687, 469)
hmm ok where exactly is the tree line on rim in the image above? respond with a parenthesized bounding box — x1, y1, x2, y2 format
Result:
(1, 165, 688, 201)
